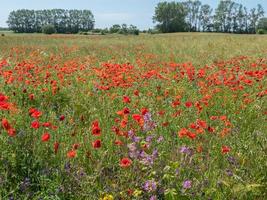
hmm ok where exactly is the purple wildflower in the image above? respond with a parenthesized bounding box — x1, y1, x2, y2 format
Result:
(150, 195, 157, 200)
(143, 180, 157, 192)
(143, 112, 156, 132)
(157, 136, 164, 143)
(183, 180, 192, 189)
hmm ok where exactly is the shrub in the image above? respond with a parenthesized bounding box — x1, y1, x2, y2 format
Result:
(79, 32, 88, 35)
(1, 33, 5, 36)
(92, 29, 102, 33)
(257, 29, 265, 34)
(42, 25, 56, 35)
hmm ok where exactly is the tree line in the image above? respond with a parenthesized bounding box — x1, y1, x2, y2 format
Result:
(153, 0, 265, 34)
(7, 9, 94, 33)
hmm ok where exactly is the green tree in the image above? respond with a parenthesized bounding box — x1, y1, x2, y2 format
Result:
(42, 24, 56, 34)
(153, 1, 187, 33)
(109, 24, 121, 33)
(248, 4, 264, 34)
(183, 0, 202, 32)
(7, 9, 95, 34)
(257, 17, 267, 30)
(199, 4, 213, 32)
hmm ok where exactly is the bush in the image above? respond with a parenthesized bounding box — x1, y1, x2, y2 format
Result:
(257, 29, 265, 34)
(42, 25, 56, 35)
(1, 33, 5, 36)
(92, 29, 102, 33)
(79, 32, 89, 35)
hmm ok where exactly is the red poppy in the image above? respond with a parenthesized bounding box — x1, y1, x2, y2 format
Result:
(54, 142, 59, 154)
(41, 132, 50, 142)
(114, 139, 123, 146)
(210, 116, 218, 120)
(31, 121, 40, 129)
(133, 90, 139, 96)
(92, 120, 101, 136)
(208, 126, 215, 133)
(185, 101, 193, 108)
(92, 139, 101, 149)
(59, 115, 65, 121)
(67, 150, 76, 158)
(141, 108, 149, 115)
(123, 96, 131, 103)
(221, 145, 231, 154)
(30, 108, 42, 119)
(127, 189, 134, 195)
(2, 118, 11, 130)
(0, 101, 11, 110)
(123, 107, 130, 114)
(7, 128, 16, 137)
(42, 122, 52, 127)
(132, 114, 142, 122)
(197, 119, 207, 129)
(29, 93, 34, 100)
(120, 157, 132, 168)
(0, 93, 8, 102)
(72, 143, 80, 150)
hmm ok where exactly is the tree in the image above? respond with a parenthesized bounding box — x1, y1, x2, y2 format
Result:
(214, 0, 236, 33)
(128, 25, 139, 35)
(257, 17, 267, 30)
(109, 24, 121, 33)
(199, 4, 213, 32)
(248, 4, 264, 34)
(153, 1, 187, 33)
(183, 0, 202, 32)
(7, 9, 95, 34)
(42, 24, 56, 34)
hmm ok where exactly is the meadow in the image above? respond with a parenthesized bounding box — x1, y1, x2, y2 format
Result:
(0, 33, 266, 200)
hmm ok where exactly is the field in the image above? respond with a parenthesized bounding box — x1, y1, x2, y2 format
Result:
(0, 33, 266, 200)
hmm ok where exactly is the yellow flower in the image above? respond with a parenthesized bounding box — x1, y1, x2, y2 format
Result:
(133, 189, 142, 197)
(101, 194, 114, 200)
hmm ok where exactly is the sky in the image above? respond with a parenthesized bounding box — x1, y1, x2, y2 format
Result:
(0, 0, 266, 30)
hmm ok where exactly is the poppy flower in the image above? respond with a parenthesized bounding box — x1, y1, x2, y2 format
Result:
(31, 121, 40, 129)
(59, 115, 65, 121)
(72, 143, 80, 150)
(123, 96, 131, 103)
(30, 108, 42, 118)
(67, 150, 76, 158)
(0, 93, 8, 102)
(114, 139, 123, 146)
(197, 119, 207, 129)
(133, 90, 139, 96)
(54, 142, 59, 154)
(7, 128, 16, 137)
(0, 101, 11, 110)
(92, 120, 101, 136)
(141, 108, 149, 115)
(41, 132, 50, 142)
(92, 139, 101, 149)
(29, 94, 34, 100)
(120, 157, 132, 168)
(123, 107, 130, 114)
(42, 122, 52, 127)
(2, 118, 11, 130)
(222, 145, 231, 154)
(132, 114, 142, 122)
(185, 101, 193, 108)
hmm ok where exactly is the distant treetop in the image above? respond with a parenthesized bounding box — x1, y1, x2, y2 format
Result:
(7, 9, 95, 34)
(153, 0, 265, 34)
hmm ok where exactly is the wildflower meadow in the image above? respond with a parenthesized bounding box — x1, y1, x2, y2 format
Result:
(0, 33, 266, 199)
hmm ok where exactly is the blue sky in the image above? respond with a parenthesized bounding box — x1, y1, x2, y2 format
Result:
(1, 0, 266, 29)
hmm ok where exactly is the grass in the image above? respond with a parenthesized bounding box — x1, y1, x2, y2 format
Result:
(0, 33, 266, 200)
